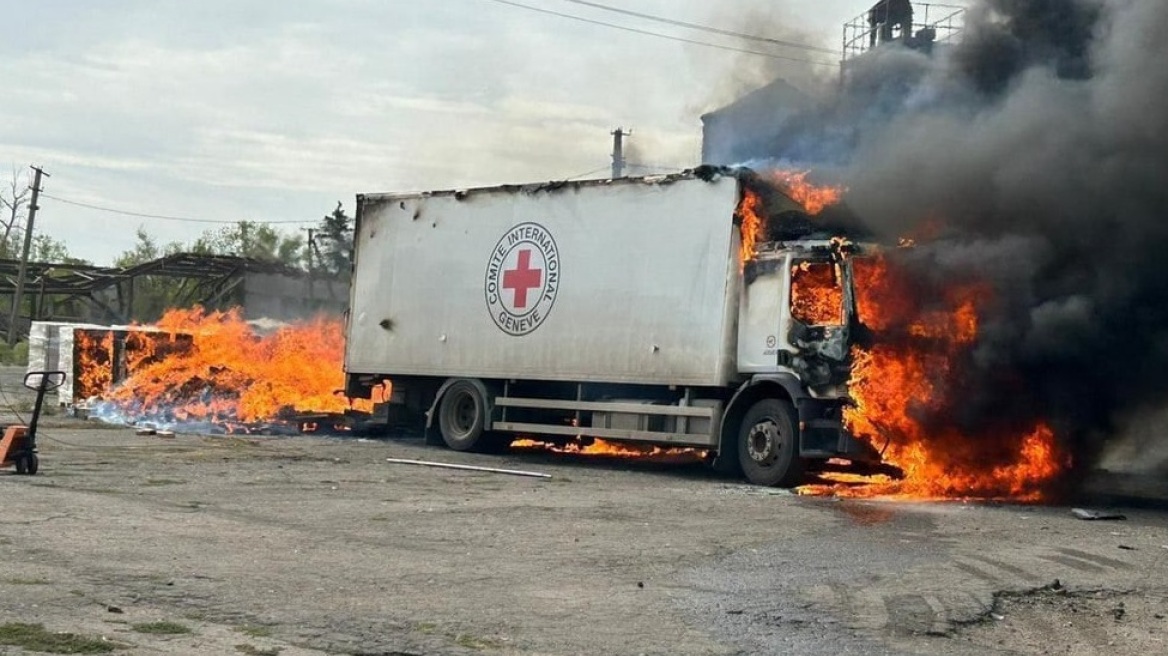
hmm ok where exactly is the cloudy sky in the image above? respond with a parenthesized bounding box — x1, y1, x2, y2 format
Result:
(6, 0, 912, 264)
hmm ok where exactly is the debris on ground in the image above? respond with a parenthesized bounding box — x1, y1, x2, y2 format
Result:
(385, 457, 551, 479)
(1071, 508, 1127, 521)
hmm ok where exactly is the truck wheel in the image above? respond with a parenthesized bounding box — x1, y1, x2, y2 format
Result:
(25, 453, 38, 476)
(14, 455, 28, 475)
(738, 398, 803, 487)
(437, 380, 488, 451)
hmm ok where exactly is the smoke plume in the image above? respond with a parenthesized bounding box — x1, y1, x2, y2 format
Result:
(740, 0, 1168, 481)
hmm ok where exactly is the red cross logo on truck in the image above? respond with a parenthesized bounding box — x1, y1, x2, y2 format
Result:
(485, 222, 560, 336)
(502, 249, 542, 309)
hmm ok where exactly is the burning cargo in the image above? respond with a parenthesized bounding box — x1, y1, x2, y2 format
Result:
(39, 311, 375, 435)
(26, 321, 192, 408)
(345, 167, 896, 487)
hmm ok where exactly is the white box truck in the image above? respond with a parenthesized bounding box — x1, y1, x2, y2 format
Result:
(345, 167, 892, 486)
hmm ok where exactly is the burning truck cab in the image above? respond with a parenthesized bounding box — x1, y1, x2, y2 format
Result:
(345, 166, 893, 486)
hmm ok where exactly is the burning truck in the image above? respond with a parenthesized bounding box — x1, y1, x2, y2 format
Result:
(344, 166, 902, 487)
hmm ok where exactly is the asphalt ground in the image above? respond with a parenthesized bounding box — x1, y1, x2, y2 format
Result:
(1, 416, 1166, 655)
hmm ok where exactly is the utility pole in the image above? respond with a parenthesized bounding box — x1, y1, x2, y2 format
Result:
(304, 227, 315, 304)
(8, 166, 48, 345)
(611, 127, 631, 178)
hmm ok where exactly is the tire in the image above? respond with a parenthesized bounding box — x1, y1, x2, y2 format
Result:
(14, 455, 27, 475)
(437, 380, 489, 452)
(709, 448, 743, 478)
(26, 453, 38, 476)
(737, 398, 804, 487)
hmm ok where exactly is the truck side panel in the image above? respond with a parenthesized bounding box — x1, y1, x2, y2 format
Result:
(347, 175, 741, 387)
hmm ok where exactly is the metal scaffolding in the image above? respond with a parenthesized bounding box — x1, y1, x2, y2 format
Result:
(842, 2, 966, 65)
(0, 253, 306, 336)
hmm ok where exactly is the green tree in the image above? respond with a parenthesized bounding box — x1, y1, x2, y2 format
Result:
(190, 221, 304, 266)
(314, 202, 353, 278)
(32, 234, 87, 264)
(115, 228, 162, 267)
(114, 228, 186, 321)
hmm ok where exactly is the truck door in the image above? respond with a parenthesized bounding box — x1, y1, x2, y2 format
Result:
(787, 253, 855, 392)
(737, 253, 791, 373)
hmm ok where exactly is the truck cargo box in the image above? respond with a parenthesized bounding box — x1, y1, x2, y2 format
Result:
(348, 172, 743, 387)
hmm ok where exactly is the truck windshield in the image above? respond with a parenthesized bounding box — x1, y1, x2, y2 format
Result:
(790, 260, 844, 326)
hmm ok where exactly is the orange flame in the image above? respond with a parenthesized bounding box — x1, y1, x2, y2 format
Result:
(512, 437, 706, 461)
(736, 171, 846, 268)
(799, 254, 1068, 501)
(770, 170, 846, 215)
(94, 307, 375, 425)
(790, 261, 844, 325)
(737, 188, 764, 267)
(75, 330, 114, 400)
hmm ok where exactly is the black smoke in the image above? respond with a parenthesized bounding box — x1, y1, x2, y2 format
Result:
(744, 0, 1168, 481)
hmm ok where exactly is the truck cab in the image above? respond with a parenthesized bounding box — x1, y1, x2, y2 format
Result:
(723, 237, 885, 486)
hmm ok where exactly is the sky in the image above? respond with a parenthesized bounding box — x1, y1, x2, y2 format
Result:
(4, 0, 927, 265)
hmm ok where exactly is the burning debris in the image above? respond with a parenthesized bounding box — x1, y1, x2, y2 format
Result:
(71, 308, 381, 435)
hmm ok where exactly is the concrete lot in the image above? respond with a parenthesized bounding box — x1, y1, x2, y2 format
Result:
(1, 419, 1166, 655)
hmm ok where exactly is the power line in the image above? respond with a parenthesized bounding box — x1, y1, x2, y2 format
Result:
(40, 192, 315, 225)
(480, 0, 839, 67)
(559, 0, 837, 55)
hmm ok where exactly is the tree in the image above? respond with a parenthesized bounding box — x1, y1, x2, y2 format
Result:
(314, 202, 353, 278)
(31, 234, 83, 263)
(0, 166, 30, 259)
(0, 166, 88, 265)
(116, 228, 168, 266)
(112, 228, 185, 321)
(190, 221, 304, 266)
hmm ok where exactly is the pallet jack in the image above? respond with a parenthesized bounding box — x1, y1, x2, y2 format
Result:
(0, 371, 66, 476)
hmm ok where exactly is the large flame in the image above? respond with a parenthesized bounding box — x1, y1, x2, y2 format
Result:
(75, 330, 114, 401)
(770, 170, 845, 216)
(736, 188, 764, 267)
(737, 171, 847, 268)
(790, 261, 844, 326)
(799, 254, 1067, 501)
(86, 307, 376, 428)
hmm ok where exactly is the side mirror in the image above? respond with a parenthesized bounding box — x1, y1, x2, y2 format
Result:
(24, 370, 66, 391)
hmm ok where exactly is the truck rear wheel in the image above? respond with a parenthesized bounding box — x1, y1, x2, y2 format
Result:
(738, 398, 803, 487)
(437, 380, 489, 452)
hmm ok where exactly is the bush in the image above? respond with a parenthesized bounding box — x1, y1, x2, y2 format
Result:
(0, 341, 28, 366)
(10, 340, 28, 366)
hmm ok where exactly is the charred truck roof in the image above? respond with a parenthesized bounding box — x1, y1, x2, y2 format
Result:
(357, 165, 874, 245)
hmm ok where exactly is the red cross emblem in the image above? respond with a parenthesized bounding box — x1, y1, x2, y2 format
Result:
(502, 249, 542, 309)
(485, 222, 560, 336)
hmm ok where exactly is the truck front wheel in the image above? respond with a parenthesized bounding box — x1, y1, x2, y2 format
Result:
(437, 380, 489, 451)
(738, 398, 804, 487)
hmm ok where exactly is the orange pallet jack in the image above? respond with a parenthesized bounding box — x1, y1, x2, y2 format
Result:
(0, 371, 65, 476)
